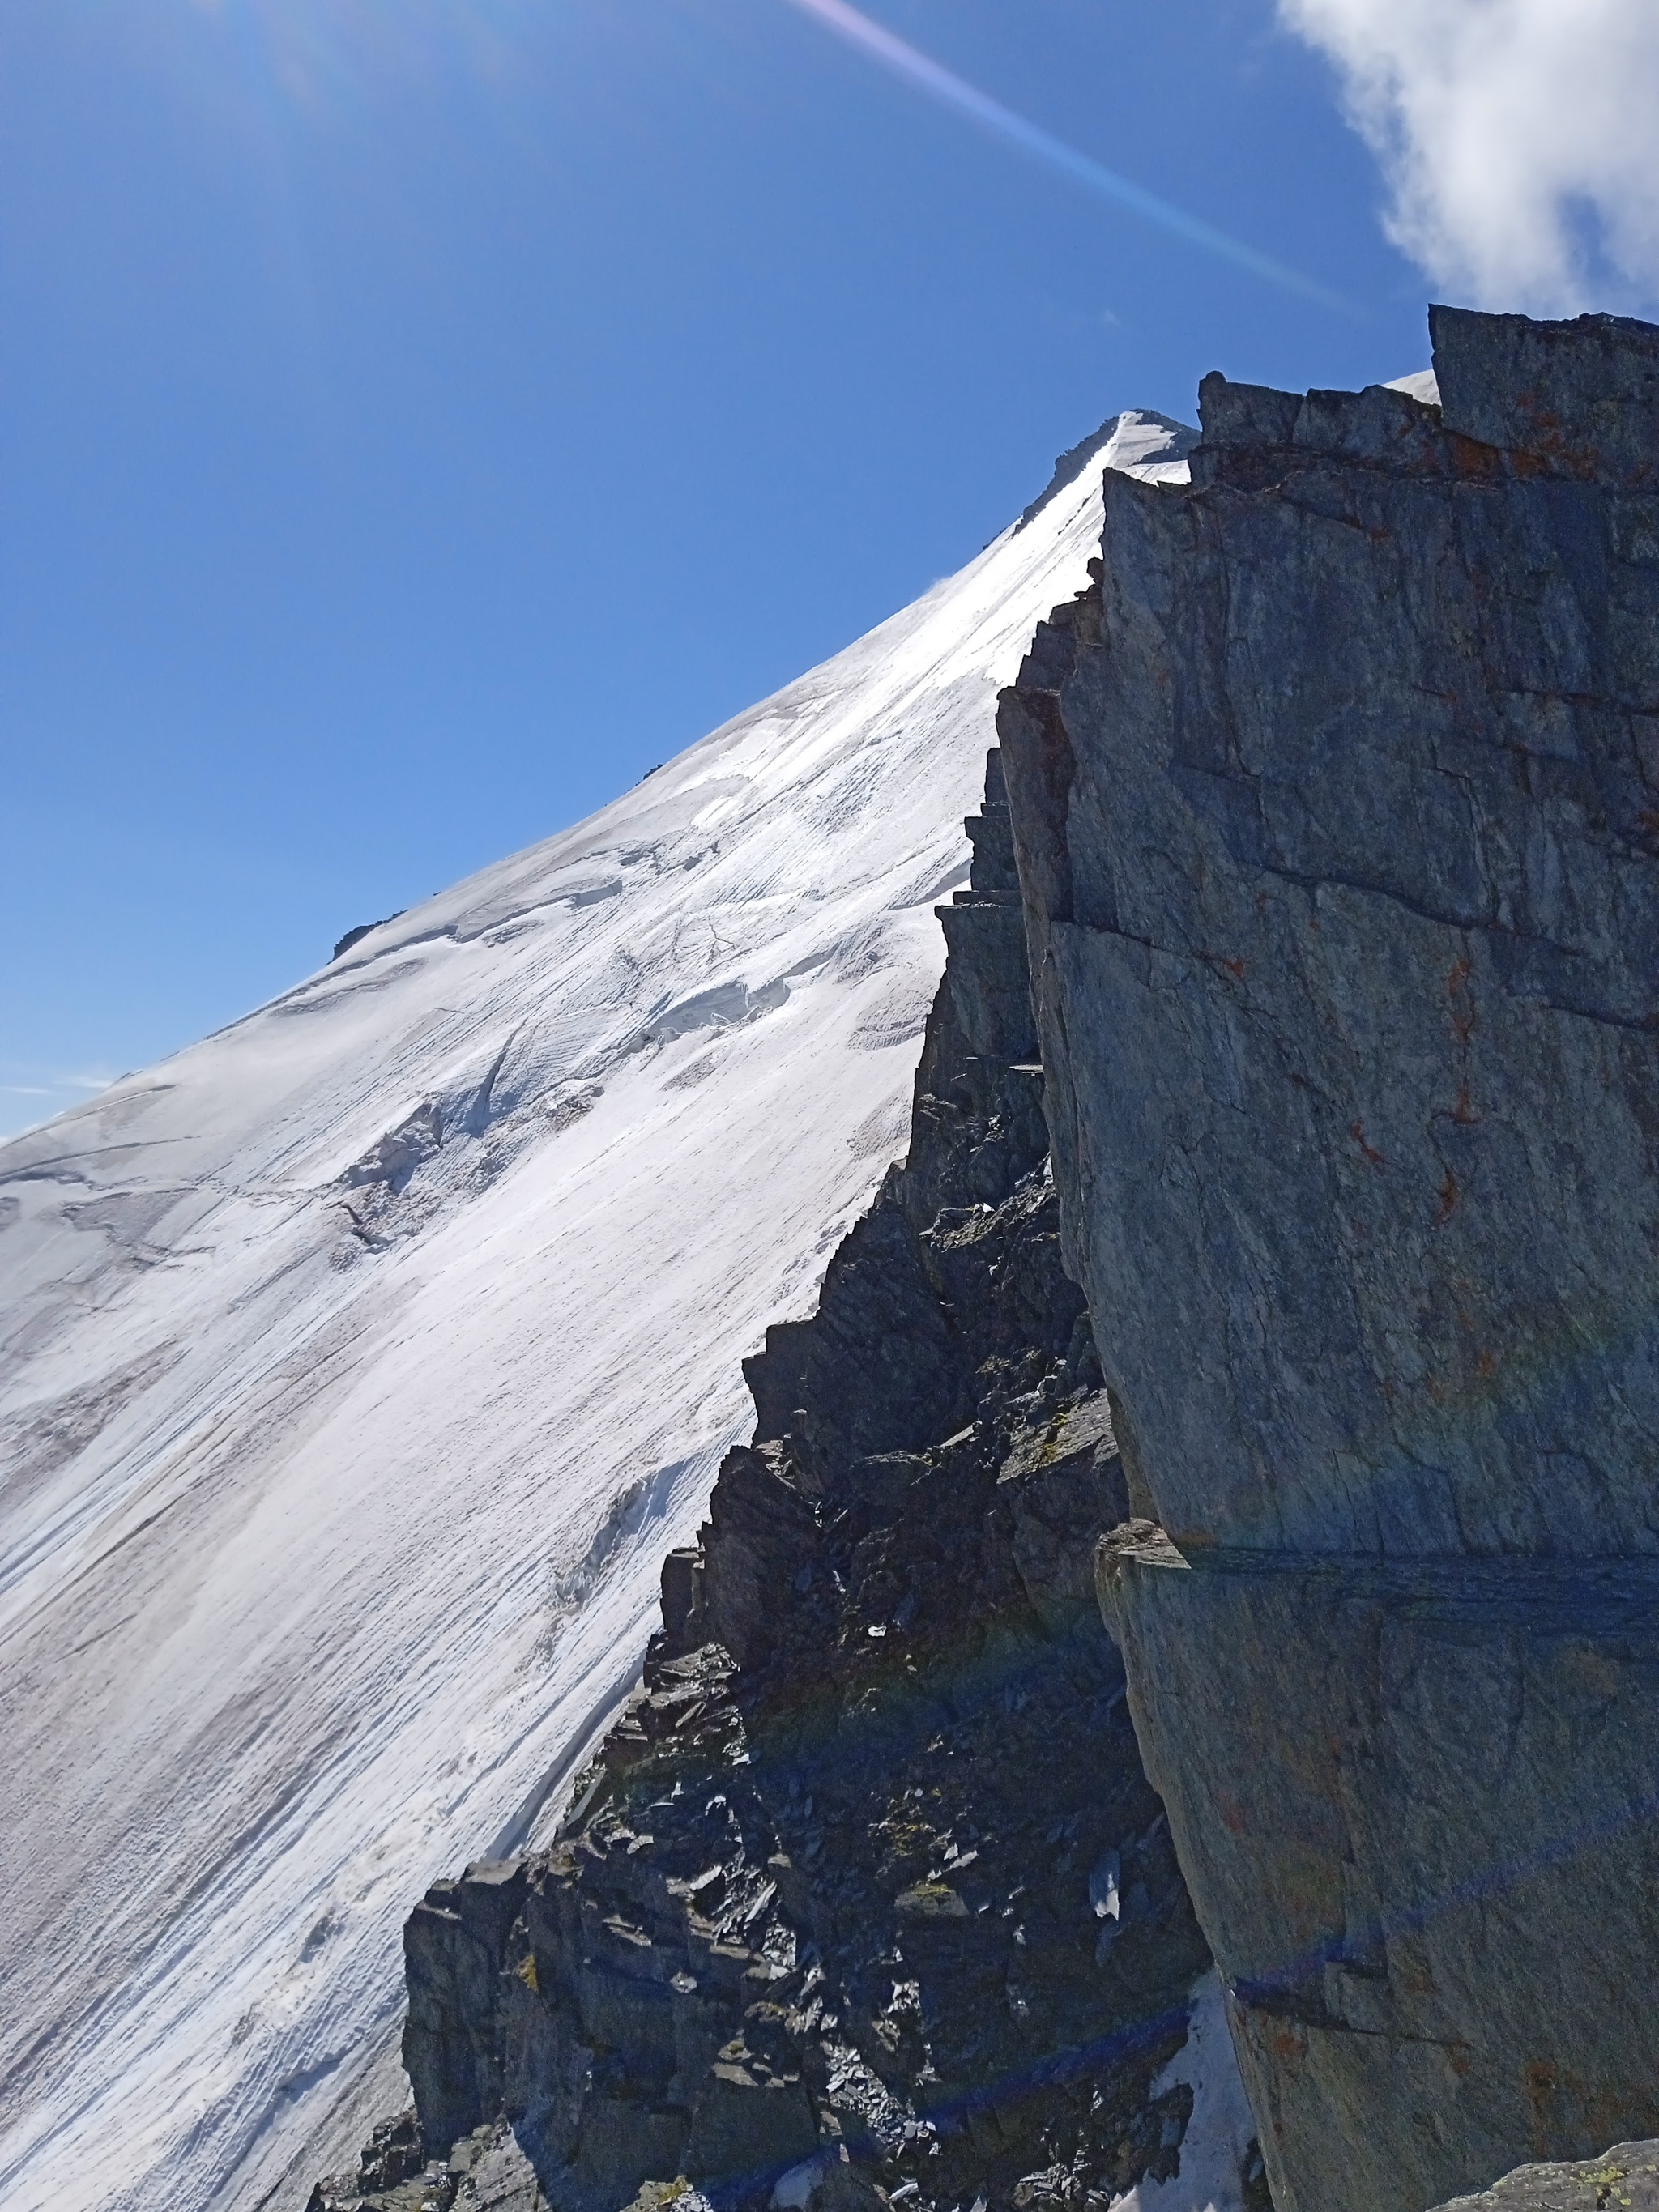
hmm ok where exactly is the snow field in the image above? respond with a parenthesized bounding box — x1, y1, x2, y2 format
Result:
(0, 416, 1190, 2212)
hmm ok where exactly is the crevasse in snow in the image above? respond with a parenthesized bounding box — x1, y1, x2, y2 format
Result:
(0, 413, 1192, 2212)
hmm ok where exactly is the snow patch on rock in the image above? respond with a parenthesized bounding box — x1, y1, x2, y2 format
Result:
(1108, 1975, 1258, 2212)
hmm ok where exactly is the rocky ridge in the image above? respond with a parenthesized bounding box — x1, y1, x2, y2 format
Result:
(308, 752, 1260, 2212)
(999, 307, 1659, 2212)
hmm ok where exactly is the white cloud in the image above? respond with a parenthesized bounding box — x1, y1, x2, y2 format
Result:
(1279, 0, 1659, 312)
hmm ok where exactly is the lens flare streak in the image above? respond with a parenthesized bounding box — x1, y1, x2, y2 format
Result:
(782, 0, 1346, 309)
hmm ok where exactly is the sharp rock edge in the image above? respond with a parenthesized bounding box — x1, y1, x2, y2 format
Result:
(306, 733, 1263, 2212)
(1002, 305, 1659, 2212)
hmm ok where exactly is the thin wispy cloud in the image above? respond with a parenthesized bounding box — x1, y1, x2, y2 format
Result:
(0, 1069, 113, 1094)
(0, 1064, 114, 1138)
(1279, 0, 1659, 312)
(781, 0, 1347, 311)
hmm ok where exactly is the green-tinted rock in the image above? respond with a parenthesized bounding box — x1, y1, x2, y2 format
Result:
(1433, 2140, 1659, 2209)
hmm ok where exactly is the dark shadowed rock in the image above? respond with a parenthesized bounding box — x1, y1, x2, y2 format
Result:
(323, 754, 1252, 2212)
(404, 1861, 529, 2160)
(332, 914, 405, 962)
(1000, 306, 1659, 2212)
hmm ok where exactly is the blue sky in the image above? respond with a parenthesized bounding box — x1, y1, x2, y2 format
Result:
(2, 0, 1451, 1133)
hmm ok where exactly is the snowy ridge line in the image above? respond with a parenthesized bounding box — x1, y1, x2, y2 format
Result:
(483, 1648, 647, 1867)
(0, 411, 1193, 2212)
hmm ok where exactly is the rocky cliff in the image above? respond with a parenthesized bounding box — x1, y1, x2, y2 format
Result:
(309, 754, 1262, 2212)
(999, 307, 1659, 2212)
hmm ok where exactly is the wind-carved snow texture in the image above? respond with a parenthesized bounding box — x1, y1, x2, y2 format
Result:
(0, 413, 1192, 2212)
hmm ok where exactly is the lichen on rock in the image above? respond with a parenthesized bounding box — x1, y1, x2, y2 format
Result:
(1430, 2139, 1659, 2210)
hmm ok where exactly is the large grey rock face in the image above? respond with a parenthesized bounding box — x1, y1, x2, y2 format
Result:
(999, 308, 1659, 2212)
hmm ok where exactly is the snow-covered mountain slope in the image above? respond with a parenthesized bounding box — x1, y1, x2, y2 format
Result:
(0, 412, 1191, 2212)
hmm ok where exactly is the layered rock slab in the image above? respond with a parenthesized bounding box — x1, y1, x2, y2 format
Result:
(999, 309, 1659, 2212)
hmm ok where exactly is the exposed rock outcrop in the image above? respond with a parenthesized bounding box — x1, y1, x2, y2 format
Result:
(1430, 2141, 1659, 2210)
(309, 756, 1260, 2212)
(999, 308, 1659, 2212)
(332, 914, 405, 962)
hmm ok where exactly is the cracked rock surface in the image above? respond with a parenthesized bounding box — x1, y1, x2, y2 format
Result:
(309, 755, 1260, 2212)
(1000, 306, 1659, 2212)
